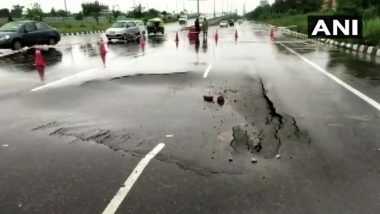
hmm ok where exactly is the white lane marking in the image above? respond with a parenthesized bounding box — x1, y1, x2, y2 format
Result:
(31, 68, 97, 92)
(279, 43, 380, 112)
(102, 143, 165, 214)
(31, 50, 157, 92)
(203, 64, 213, 78)
(165, 134, 173, 138)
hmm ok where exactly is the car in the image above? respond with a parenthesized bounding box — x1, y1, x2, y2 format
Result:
(179, 15, 188, 26)
(229, 19, 235, 27)
(105, 20, 146, 42)
(0, 20, 60, 50)
(220, 20, 228, 28)
(147, 18, 165, 35)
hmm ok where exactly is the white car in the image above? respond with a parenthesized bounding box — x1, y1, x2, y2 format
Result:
(220, 20, 228, 28)
(106, 20, 146, 42)
(179, 15, 188, 26)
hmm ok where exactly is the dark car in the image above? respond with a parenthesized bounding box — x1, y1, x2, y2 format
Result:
(0, 20, 60, 50)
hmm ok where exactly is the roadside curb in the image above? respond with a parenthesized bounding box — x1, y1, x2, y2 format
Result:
(61, 30, 106, 37)
(278, 27, 379, 57)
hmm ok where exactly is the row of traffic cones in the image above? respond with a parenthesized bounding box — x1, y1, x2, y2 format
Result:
(33, 34, 150, 81)
(176, 29, 239, 45)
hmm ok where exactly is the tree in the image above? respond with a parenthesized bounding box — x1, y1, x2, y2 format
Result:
(336, 0, 362, 15)
(112, 9, 121, 20)
(0, 8, 10, 18)
(75, 12, 84, 20)
(56, 9, 67, 17)
(25, 3, 43, 21)
(50, 8, 56, 16)
(11, 5, 24, 18)
(81, 1, 108, 24)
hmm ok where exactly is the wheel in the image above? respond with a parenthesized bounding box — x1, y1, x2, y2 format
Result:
(12, 40, 22, 50)
(48, 38, 56, 46)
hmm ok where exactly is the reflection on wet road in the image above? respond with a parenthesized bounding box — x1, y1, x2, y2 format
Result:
(0, 21, 380, 214)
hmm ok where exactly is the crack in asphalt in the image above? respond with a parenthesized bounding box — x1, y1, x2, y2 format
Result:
(33, 123, 241, 177)
(226, 78, 311, 159)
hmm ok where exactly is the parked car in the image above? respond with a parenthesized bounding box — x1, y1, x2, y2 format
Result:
(220, 20, 228, 28)
(0, 20, 60, 50)
(105, 20, 146, 42)
(147, 18, 165, 35)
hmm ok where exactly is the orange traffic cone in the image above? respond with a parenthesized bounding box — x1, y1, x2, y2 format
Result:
(175, 32, 179, 43)
(270, 28, 275, 40)
(100, 38, 107, 67)
(215, 30, 219, 45)
(34, 47, 46, 82)
(140, 34, 146, 52)
(34, 47, 45, 67)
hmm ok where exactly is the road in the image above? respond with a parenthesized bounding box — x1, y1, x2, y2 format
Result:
(0, 20, 380, 214)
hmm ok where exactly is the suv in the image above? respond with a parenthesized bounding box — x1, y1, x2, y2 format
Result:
(105, 20, 146, 42)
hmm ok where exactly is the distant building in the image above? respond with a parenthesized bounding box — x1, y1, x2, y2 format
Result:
(323, 0, 338, 10)
(259, 0, 269, 7)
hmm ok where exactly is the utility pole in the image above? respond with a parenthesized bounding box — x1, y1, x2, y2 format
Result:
(213, 0, 216, 17)
(197, 0, 200, 17)
(64, 0, 68, 16)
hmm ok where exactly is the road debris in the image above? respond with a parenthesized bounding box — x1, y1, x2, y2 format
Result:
(217, 96, 225, 106)
(166, 134, 174, 138)
(2, 144, 9, 147)
(276, 154, 281, 159)
(251, 157, 258, 164)
(203, 95, 214, 102)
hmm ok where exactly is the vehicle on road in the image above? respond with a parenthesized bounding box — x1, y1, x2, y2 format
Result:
(105, 20, 146, 42)
(229, 19, 235, 27)
(179, 15, 188, 26)
(0, 20, 60, 50)
(147, 18, 165, 35)
(220, 20, 228, 28)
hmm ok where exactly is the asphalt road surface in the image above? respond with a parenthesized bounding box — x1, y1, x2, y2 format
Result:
(1, 20, 380, 214)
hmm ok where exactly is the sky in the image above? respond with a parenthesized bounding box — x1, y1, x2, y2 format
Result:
(2, 0, 275, 15)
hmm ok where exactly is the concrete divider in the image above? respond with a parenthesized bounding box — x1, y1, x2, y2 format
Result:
(277, 26, 380, 57)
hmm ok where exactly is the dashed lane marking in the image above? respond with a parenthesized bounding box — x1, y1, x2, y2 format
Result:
(102, 143, 165, 214)
(203, 64, 213, 78)
(279, 42, 380, 112)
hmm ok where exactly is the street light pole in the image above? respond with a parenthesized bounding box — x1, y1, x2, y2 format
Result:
(213, 0, 216, 18)
(197, 0, 200, 17)
(64, 0, 68, 16)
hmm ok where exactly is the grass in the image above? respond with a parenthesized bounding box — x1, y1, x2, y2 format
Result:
(256, 13, 380, 46)
(48, 22, 112, 34)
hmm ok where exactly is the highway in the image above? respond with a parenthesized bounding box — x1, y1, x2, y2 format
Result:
(0, 20, 380, 214)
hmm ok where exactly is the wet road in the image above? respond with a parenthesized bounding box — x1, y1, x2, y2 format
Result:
(1, 21, 380, 214)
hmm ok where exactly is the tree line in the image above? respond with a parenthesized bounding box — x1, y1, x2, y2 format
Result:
(0, 1, 183, 24)
(247, 0, 380, 20)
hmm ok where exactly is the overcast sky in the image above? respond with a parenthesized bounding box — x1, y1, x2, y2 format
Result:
(2, 0, 275, 14)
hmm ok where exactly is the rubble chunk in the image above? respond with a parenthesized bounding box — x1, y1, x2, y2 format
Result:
(217, 96, 225, 106)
